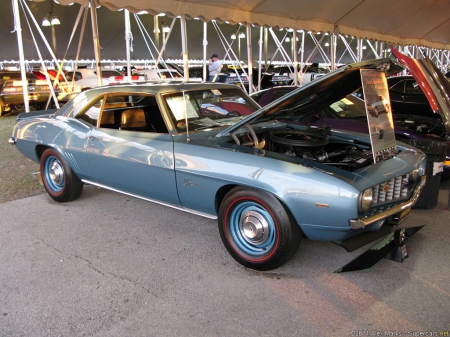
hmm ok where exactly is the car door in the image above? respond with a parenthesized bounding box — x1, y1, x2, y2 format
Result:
(77, 93, 181, 206)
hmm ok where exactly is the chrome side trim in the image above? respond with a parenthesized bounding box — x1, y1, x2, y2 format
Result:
(81, 179, 218, 220)
(349, 175, 426, 229)
(8, 137, 16, 145)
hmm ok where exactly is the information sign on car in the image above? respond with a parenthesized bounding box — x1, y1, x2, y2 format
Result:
(360, 69, 397, 163)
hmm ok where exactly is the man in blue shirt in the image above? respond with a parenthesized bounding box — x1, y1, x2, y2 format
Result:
(208, 54, 223, 82)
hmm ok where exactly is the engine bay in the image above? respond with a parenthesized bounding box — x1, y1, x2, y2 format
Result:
(230, 123, 374, 172)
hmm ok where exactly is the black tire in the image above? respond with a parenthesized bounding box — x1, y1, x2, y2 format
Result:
(218, 187, 301, 270)
(40, 148, 83, 202)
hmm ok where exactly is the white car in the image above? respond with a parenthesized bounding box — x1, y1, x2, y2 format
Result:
(58, 68, 128, 101)
(133, 68, 183, 82)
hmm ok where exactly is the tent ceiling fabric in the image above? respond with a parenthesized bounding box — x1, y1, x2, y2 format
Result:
(51, 0, 450, 50)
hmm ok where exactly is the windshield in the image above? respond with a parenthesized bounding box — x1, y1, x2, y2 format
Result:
(163, 88, 259, 132)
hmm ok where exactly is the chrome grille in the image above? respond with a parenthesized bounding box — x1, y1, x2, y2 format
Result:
(372, 173, 411, 205)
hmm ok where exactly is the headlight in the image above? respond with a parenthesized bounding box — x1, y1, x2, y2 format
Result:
(361, 188, 373, 212)
(410, 168, 420, 181)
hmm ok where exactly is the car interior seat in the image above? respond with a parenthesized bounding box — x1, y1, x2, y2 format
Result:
(120, 108, 153, 131)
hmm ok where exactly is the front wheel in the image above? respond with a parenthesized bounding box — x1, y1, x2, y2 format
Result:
(40, 148, 83, 202)
(218, 187, 301, 270)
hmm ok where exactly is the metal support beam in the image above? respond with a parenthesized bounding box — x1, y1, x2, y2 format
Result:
(246, 24, 253, 94)
(90, 0, 102, 86)
(258, 27, 263, 91)
(13, 0, 30, 112)
(293, 29, 298, 86)
(124, 9, 132, 78)
(180, 15, 189, 82)
(203, 22, 207, 82)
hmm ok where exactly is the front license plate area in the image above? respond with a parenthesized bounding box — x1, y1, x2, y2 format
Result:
(398, 207, 411, 223)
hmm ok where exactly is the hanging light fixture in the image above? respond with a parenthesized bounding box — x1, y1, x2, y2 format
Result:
(41, 0, 61, 60)
(42, 15, 51, 27)
(42, 0, 60, 27)
(50, 13, 60, 25)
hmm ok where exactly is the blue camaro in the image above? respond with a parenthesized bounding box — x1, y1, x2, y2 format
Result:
(10, 57, 438, 270)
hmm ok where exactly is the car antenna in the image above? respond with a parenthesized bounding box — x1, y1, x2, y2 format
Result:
(182, 90, 190, 142)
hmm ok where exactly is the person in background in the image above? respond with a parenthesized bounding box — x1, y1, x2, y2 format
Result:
(208, 54, 222, 82)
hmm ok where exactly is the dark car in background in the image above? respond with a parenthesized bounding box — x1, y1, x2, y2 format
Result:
(388, 76, 432, 116)
(250, 85, 450, 167)
(0, 70, 57, 116)
(355, 75, 449, 140)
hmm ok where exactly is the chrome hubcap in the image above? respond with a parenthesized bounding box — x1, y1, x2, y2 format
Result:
(240, 211, 269, 245)
(49, 161, 64, 185)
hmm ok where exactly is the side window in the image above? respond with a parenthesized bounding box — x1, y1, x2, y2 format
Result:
(273, 90, 291, 101)
(101, 70, 122, 78)
(404, 80, 422, 94)
(76, 96, 104, 126)
(389, 80, 405, 94)
(76, 94, 168, 133)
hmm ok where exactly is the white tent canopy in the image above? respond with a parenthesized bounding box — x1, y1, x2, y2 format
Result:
(43, 0, 450, 51)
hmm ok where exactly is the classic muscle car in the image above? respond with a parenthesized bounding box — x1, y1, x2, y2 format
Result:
(0, 70, 58, 116)
(10, 57, 433, 270)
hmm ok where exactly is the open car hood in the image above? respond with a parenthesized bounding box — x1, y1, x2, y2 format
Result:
(216, 58, 404, 137)
(391, 48, 450, 136)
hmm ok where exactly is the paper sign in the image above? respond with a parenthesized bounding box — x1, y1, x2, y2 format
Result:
(360, 69, 398, 163)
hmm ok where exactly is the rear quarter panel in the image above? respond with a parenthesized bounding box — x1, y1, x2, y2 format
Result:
(12, 116, 92, 179)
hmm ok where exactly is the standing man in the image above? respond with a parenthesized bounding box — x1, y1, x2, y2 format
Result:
(208, 54, 223, 82)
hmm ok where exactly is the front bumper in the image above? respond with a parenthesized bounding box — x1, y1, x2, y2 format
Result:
(349, 175, 427, 229)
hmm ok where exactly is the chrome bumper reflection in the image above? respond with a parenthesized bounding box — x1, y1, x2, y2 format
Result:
(349, 175, 426, 229)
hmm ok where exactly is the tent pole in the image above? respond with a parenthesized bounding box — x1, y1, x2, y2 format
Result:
(264, 28, 268, 68)
(124, 9, 132, 78)
(90, 0, 102, 86)
(258, 27, 263, 91)
(154, 16, 159, 57)
(203, 22, 207, 82)
(357, 38, 363, 62)
(293, 29, 298, 86)
(13, 0, 30, 112)
(180, 15, 189, 82)
(331, 26, 338, 70)
(246, 24, 253, 94)
(300, 30, 305, 80)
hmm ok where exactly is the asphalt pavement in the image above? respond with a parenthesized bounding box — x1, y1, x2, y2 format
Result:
(1, 178, 449, 336)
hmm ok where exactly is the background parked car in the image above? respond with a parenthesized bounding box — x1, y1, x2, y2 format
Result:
(0, 70, 57, 116)
(57, 68, 126, 102)
(355, 75, 449, 140)
(268, 64, 329, 87)
(132, 68, 183, 82)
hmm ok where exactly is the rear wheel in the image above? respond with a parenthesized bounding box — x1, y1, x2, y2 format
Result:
(40, 148, 83, 202)
(218, 187, 301, 270)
